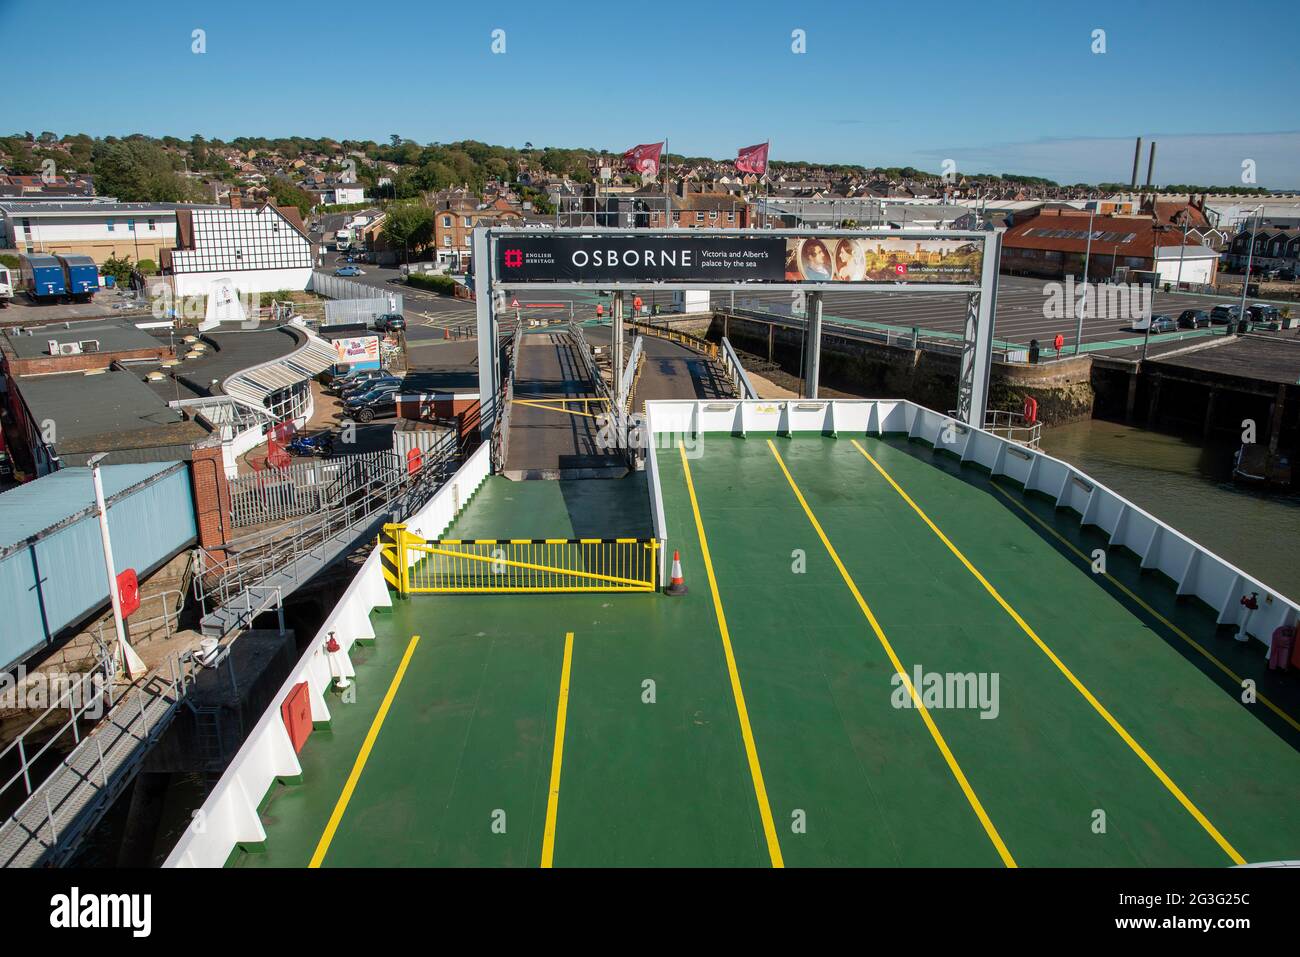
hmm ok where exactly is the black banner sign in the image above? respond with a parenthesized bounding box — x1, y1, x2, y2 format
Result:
(496, 235, 786, 282)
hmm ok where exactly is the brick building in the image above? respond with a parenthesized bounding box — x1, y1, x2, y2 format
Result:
(1001, 208, 1219, 285)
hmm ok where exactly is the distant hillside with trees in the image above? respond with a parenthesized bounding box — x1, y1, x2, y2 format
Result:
(2, 131, 1284, 207)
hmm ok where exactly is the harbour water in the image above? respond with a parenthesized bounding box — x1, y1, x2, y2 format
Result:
(1039, 418, 1300, 600)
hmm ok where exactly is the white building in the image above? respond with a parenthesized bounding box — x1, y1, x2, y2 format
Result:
(161, 202, 313, 299)
(322, 184, 365, 205)
(1152, 245, 1220, 286)
(0, 199, 194, 265)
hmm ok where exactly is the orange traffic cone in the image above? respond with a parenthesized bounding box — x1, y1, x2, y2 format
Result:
(665, 550, 688, 596)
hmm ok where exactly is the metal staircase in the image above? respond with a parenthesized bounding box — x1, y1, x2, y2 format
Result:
(0, 663, 195, 868)
(196, 434, 460, 637)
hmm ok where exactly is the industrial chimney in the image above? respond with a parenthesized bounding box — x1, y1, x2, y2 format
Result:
(1130, 137, 1142, 190)
(1145, 141, 1157, 190)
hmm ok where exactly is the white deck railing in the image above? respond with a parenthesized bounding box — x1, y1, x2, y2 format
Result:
(642, 398, 1298, 648)
(164, 442, 491, 868)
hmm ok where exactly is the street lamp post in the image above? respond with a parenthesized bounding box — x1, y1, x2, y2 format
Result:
(1142, 225, 1170, 361)
(1174, 218, 1189, 291)
(1237, 204, 1264, 333)
(1075, 206, 1095, 355)
(88, 453, 144, 678)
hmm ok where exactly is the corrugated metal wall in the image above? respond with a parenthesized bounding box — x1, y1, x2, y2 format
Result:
(0, 463, 197, 669)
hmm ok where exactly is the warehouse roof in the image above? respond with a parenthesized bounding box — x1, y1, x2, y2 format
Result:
(3, 318, 164, 359)
(0, 461, 183, 552)
(1003, 209, 1212, 258)
(0, 200, 219, 217)
(14, 370, 186, 446)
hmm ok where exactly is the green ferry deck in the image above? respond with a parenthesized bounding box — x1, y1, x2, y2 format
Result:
(228, 430, 1300, 868)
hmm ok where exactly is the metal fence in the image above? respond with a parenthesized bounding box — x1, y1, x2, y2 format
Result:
(228, 449, 404, 527)
(382, 524, 659, 594)
(310, 271, 403, 325)
(719, 336, 758, 399)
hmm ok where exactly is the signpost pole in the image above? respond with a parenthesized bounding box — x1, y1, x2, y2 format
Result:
(805, 292, 823, 398)
(613, 290, 624, 412)
(474, 227, 497, 440)
(88, 453, 144, 679)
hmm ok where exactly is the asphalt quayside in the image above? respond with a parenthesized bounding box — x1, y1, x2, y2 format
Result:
(232, 434, 1300, 867)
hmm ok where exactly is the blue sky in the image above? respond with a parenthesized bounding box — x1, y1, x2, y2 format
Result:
(6, 0, 1297, 186)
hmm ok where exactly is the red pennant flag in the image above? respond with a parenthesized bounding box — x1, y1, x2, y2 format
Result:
(735, 142, 769, 175)
(623, 142, 664, 178)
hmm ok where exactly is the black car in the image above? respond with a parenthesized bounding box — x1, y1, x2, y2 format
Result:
(1209, 304, 1240, 324)
(375, 313, 406, 334)
(339, 375, 401, 400)
(1247, 303, 1281, 325)
(342, 383, 400, 422)
(1178, 309, 1210, 329)
(329, 368, 389, 395)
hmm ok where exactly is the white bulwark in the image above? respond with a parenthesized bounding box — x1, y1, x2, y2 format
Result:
(162, 204, 313, 299)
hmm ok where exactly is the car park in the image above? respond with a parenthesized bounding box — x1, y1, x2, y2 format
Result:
(1178, 309, 1210, 329)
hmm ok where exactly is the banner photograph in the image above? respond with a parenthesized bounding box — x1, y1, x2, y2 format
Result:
(784, 236, 984, 284)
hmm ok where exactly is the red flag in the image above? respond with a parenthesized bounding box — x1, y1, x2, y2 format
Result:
(735, 142, 769, 176)
(623, 142, 664, 178)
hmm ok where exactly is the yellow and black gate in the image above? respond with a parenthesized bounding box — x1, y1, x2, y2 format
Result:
(380, 523, 658, 595)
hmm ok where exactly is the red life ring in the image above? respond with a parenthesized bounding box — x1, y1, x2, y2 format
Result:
(1023, 396, 1038, 424)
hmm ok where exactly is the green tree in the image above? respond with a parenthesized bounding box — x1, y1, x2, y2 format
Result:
(101, 254, 134, 284)
(91, 140, 201, 201)
(269, 176, 316, 217)
(381, 202, 435, 263)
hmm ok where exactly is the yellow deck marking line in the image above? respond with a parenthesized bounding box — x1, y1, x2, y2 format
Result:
(541, 631, 575, 868)
(851, 438, 1246, 866)
(767, 440, 1016, 868)
(988, 481, 1300, 736)
(679, 442, 784, 867)
(309, 634, 421, 868)
(512, 398, 600, 419)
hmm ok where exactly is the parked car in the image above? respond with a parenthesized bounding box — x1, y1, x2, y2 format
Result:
(1247, 303, 1281, 325)
(335, 265, 362, 277)
(342, 383, 400, 422)
(328, 368, 389, 395)
(340, 375, 401, 400)
(1209, 304, 1241, 325)
(374, 313, 406, 334)
(1178, 309, 1210, 329)
(1278, 267, 1297, 282)
(1133, 313, 1177, 333)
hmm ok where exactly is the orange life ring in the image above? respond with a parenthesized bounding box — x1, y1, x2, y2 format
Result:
(1023, 396, 1038, 424)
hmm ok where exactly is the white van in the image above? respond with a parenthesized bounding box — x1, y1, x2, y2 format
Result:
(0, 265, 12, 306)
